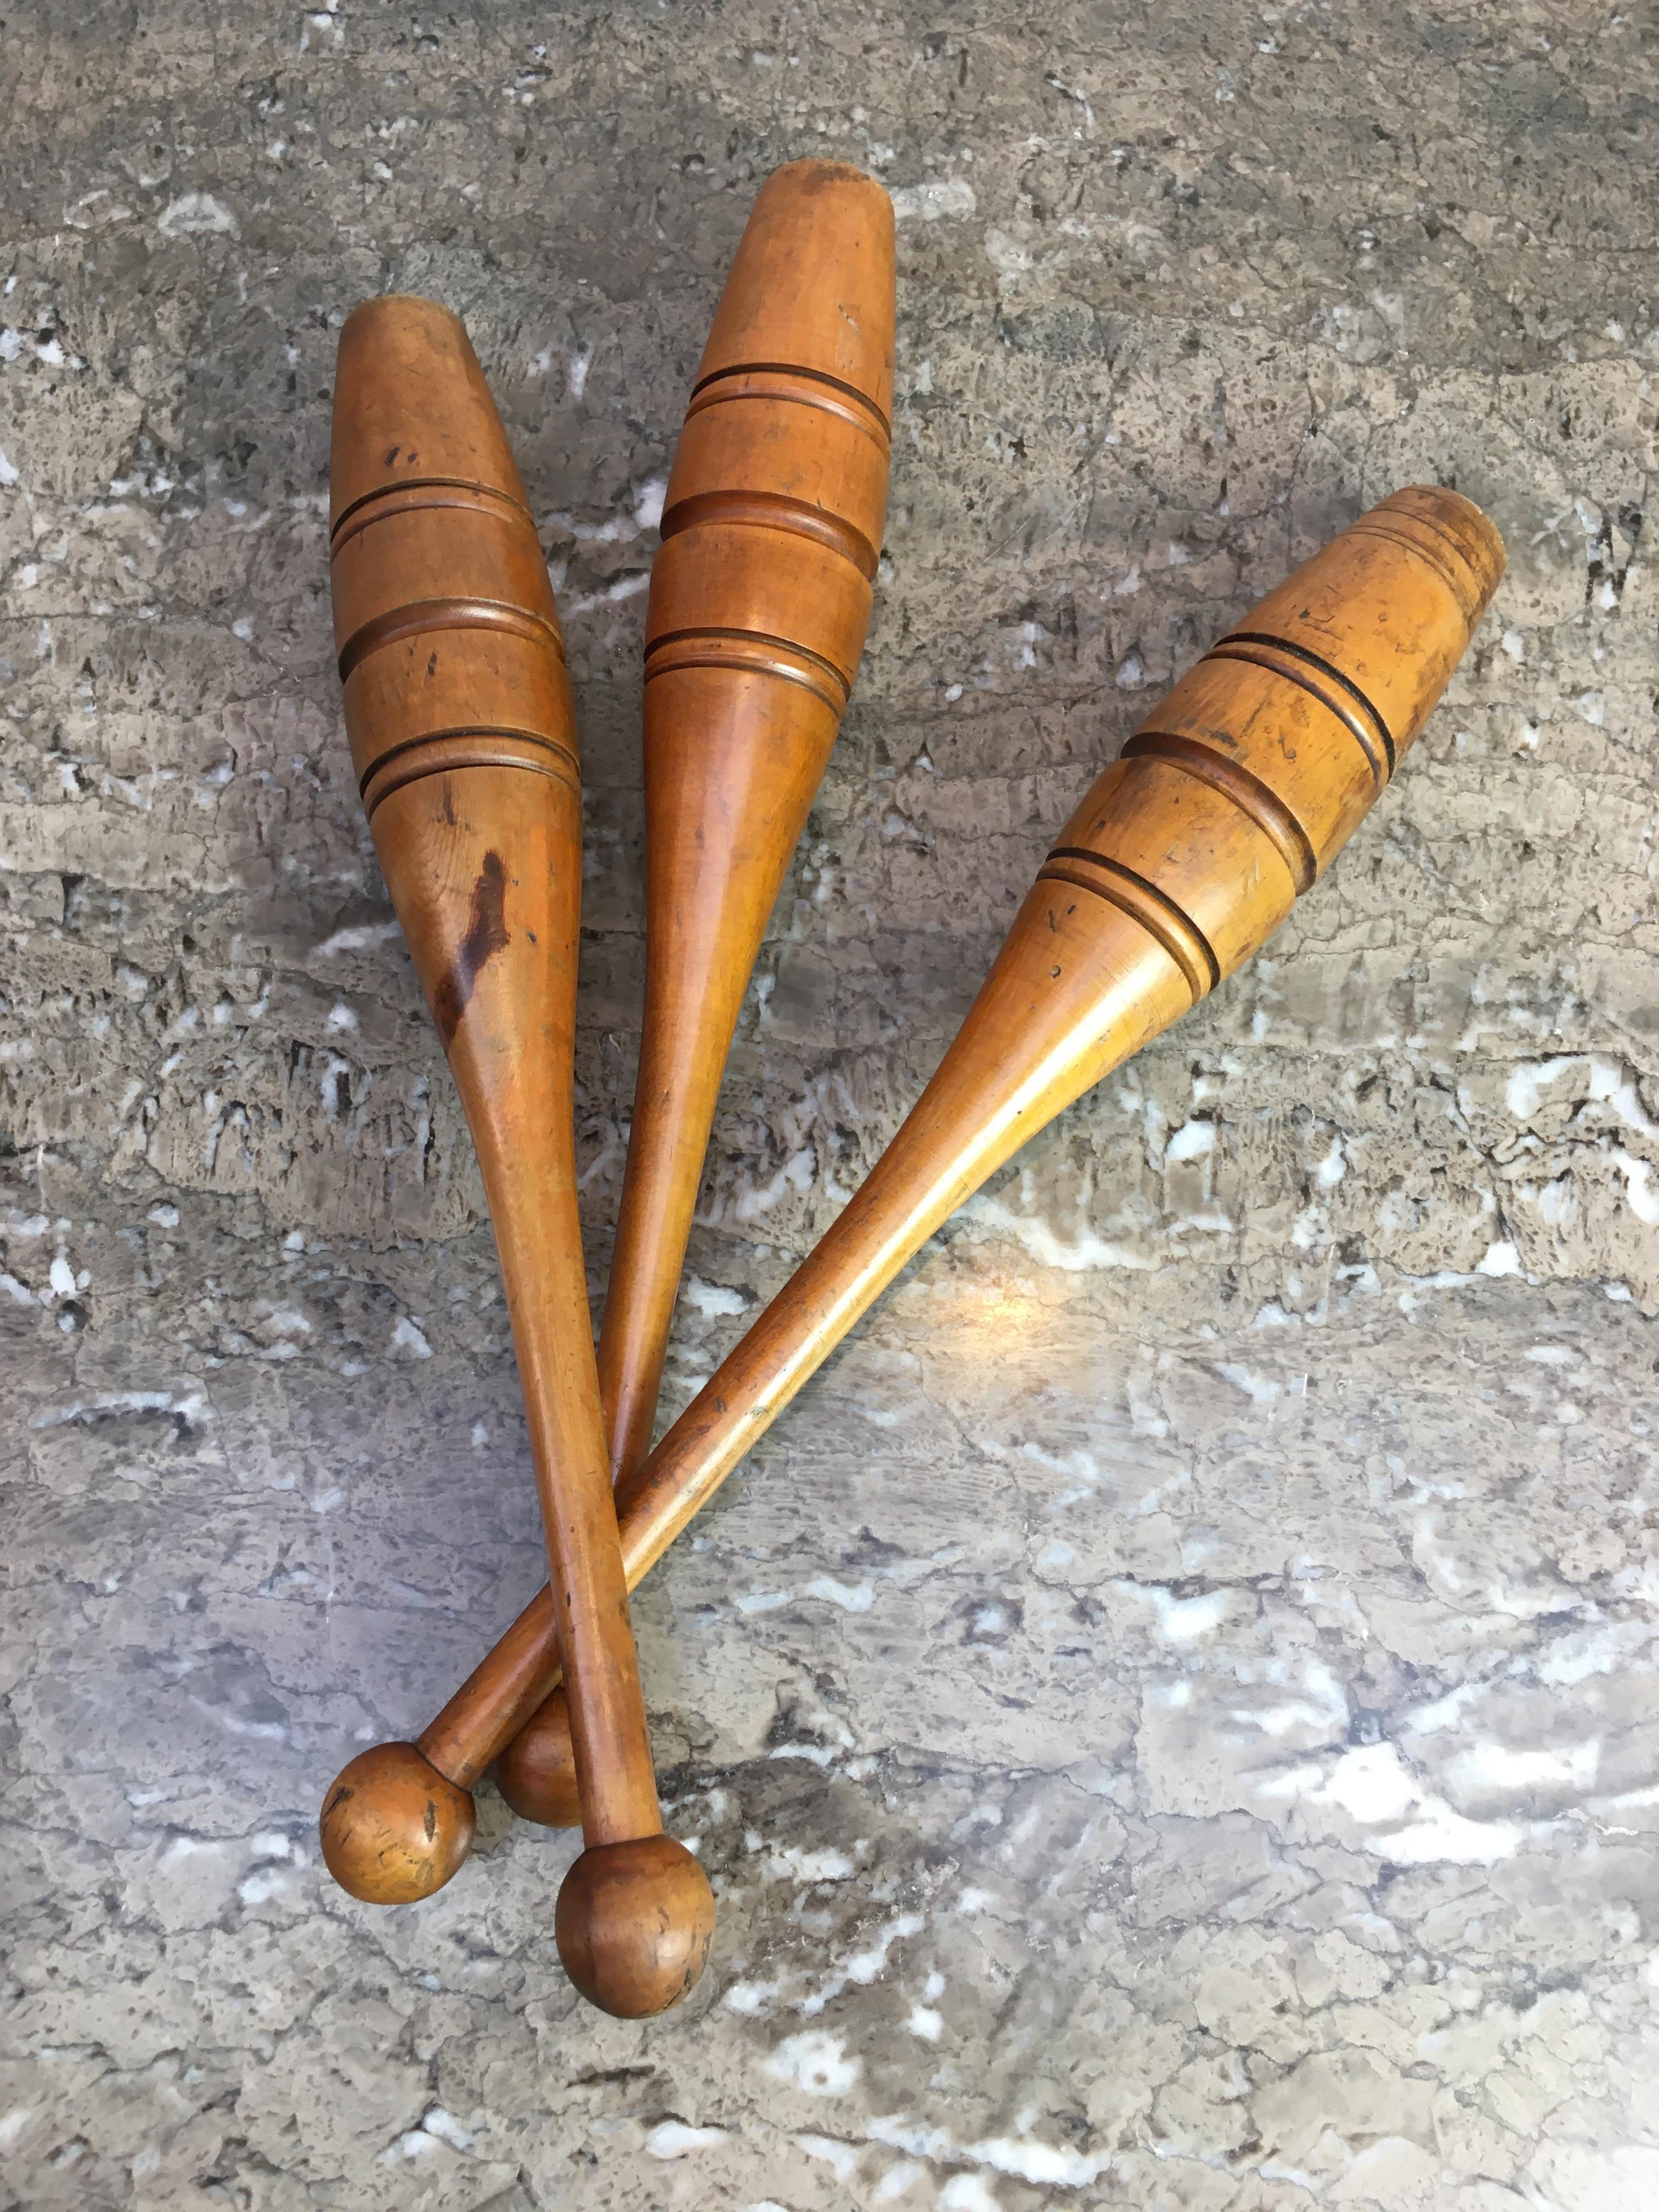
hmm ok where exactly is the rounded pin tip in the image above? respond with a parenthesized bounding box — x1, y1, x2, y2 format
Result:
(694, 158, 896, 425)
(1373, 484, 1506, 612)
(330, 293, 528, 535)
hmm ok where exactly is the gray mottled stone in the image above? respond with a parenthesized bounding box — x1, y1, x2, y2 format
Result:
(2, 2, 1657, 2207)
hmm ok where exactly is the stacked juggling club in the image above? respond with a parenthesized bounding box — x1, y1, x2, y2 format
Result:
(512, 156, 894, 1821)
(318, 297, 713, 2018)
(600, 155, 895, 1508)
(320, 484, 1504, 1888)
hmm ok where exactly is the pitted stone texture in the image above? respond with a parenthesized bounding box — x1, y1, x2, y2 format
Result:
(2, 3, 1657, 2208)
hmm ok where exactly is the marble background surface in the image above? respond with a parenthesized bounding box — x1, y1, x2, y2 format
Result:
(3, 3, 1658, 2207)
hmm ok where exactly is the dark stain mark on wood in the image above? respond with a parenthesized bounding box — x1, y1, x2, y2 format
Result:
(432, 851, 510, 1046)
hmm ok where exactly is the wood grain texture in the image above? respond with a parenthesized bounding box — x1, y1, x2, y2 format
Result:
(598, 160, 896, 1497)
(371, 487, 1503, 1859)
(318, 296, 711, 2015)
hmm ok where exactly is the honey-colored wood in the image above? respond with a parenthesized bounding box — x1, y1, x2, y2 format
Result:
(495, 1683, 582, 1827)
(599, 160, 896, 1493)
(317, 297, 712, 2016)
(320, 1742, 477, 1903)
(345, 486, 1506, 1864)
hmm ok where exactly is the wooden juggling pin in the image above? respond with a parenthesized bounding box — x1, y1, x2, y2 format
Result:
(316, 297, 712, 2018)
(327, 486, 1505, 1869)
(600, 159, 895, 1496)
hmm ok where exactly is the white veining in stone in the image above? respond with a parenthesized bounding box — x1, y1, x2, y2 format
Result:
(3, 5, 1658, 2209)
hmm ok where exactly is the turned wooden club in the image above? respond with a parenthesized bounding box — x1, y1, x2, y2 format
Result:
(600, 157, 895, 1495)
(315, 296, 712, 2018)
(325, 483, 1506, 1870)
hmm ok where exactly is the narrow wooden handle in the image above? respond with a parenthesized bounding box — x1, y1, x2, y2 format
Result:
(599, 160, 896, 1488)
(319, 297, 712, 2016)
(343, 487, 1506, 1870)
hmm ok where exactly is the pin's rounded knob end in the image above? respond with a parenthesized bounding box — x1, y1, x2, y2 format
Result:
(555, 1835, 716, 2017)
(319, 1742, 476, 1905)
(495, 1686, 582, 1829)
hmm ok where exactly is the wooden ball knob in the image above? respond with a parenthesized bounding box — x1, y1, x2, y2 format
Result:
(555, 1836, 715, 2018)
(319, 1742, 476, 1904)
(495, 1686, 580, 1829)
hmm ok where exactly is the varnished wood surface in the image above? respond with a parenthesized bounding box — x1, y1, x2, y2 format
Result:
(597, 160, 896, 1494)
(494, 1682, 581, 1828)
(346, 486, 1506, 1856)
(319, 296, 712, 2015)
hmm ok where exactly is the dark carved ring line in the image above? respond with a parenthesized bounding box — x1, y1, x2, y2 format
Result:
(690, 359, 891, 441)
(329, 475, 534, 548)
(337, 597, 567, 684)
(358, 724, 580, 799)
(645, 625, 853, 710)
(658, 489, 879, 580)
(1121, 731, 1318, 895)
(1208, 635, 1395, 784)
(1040, 849, 1221, 1002)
